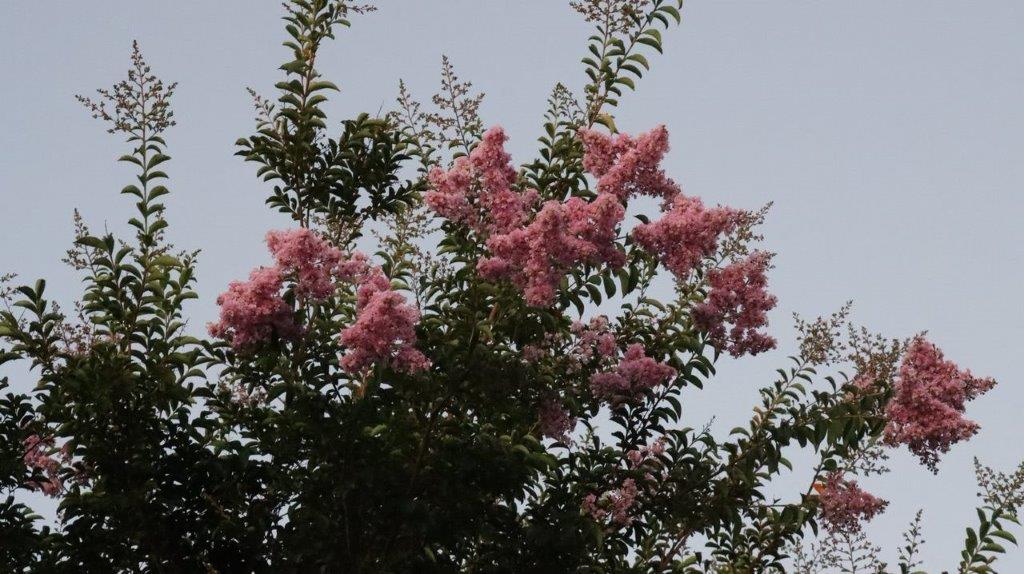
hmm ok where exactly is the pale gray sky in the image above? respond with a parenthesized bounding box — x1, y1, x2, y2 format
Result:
(2, 1, 1023, 570)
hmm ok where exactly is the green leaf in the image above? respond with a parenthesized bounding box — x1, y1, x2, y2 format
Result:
(661, 5, 682, 24)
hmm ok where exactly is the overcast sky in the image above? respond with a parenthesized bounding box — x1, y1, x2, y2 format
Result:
(2, 1, 1023, 570)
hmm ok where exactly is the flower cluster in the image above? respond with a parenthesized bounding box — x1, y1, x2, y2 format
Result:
(626, 438, 667, 469)
(580, 127, 778, 353)
(590, 343, 676, 403)
(815, 472, 888, 533)
(632, 194, 739, 278)
(884, 337, 996, 471)
(208, 266, 299, 349)
(210, 228, 359, 349)
(520, 315, 618, 375)
(583, 478, 640, 527)
(432, 125, 760, 309)
(578, 125, 681, 203)
(425, 125, 639, 306)
(693, 251, 778, 357)
(217, 381, 268, 408)
(426, 126, 537, 236)
(340, 267, 431, 375)
(537, 398, 576, 442)
(479, 193, 626, 306)
(23, 434, 69, 497)
(569, 316, 619, 367)
(266, 228, 349, 299)
(211, 228, 429, 375)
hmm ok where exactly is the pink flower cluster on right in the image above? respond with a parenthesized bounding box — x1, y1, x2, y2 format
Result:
(884, 337, 996, 471)
(434, 126, 702, 307)
(581, 128, 776, 358)
(692, 252, 778, 357)
(815, 471, 888, 533)
(569, 316, 619, 367)
(428, 124, 778, 346)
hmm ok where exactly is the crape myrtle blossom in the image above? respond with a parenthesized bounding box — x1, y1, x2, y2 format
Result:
(578, 125, 681, 204)
(23, 434, 69, 497)
(266, 228, 348, 299)
(884, 337, 996, 471)
(583, 478, 640, 527)
(692, 251, 778, 358)
(632, 194, 740, 279)
(590, 343, 676, 403)
(211, 228, 429, 375)
(429, 125, 632, 307)
(436, 124, 753, 308)
(626, 438, 667, 469)
(479, 194, 626, 306)
(814, 471, 888, 533)
(520, 315, 617, 374)
(339, 266, 431, 375)
(569, 316, 618, 368)
(208, 266, 299, 349)
(210, 228, 352, 349)
(425, 126, 538, 236)
(537, 398, 576, 442)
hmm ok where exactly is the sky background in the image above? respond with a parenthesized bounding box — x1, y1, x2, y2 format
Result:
(2, 1, 1023, 570)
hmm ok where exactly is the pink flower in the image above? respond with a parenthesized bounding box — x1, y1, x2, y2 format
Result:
(538, 398, 575, 442)
(628, 438, 668, 469)
(426, 126, 537, 236)
(211, 228, 371, 350)
(579, 126, 681, 203)
(480, 195, 625, 307)
(633, 194, 740, 278)
(582, 493, 607, 522)
(816, 472, 887, 533)
(340, 266, 430, 375)
(648, 438, 666, 457)
(591, 343, 676, 402)
(211, 228, 429, 370)
(850, 372, 877, 391)
(693, 252, 777, 357)
(567, 316, 618, 367)
(427, 126, 632, 307)
(426, 158, 475, 227)
(208, 266, 298, 350)
(266, 228, 351, 300)
(590, 371, 631, 400)
(521, 344, 546, 363)
(610, 478, 639, 526)
(23, 434, 68, 497)
(626, 449, 644, 466)
(565, 193, 627, 268)
(582, 478, 640, 527)
(267, 227, 370, 288)
(884, 337, 996, 471)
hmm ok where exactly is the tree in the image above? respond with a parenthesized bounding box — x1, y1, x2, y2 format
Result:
(0, 1, 1018, 572)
